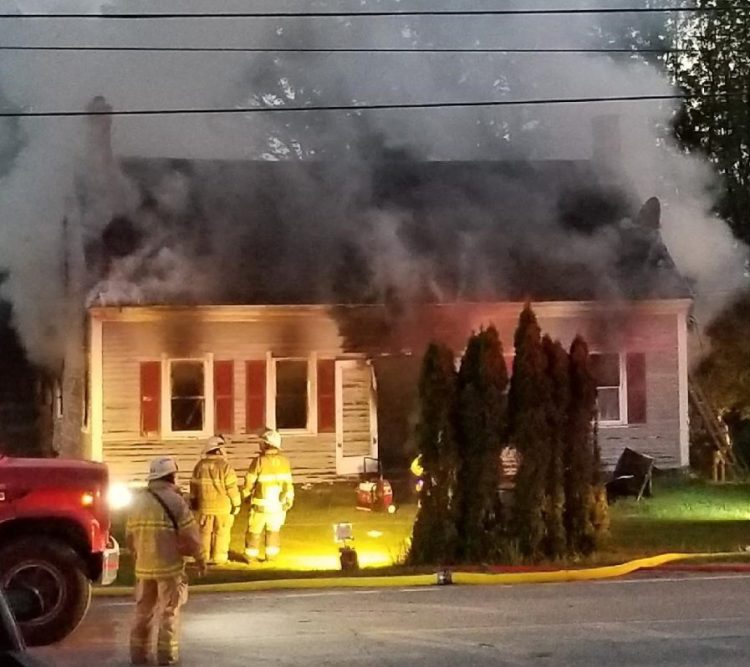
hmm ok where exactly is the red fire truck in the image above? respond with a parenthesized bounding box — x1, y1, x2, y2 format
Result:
(0, 456, 119, 646)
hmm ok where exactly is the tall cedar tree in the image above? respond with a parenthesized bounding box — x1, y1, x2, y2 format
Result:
(542, 336, 569, 560)
(509, 305, 551, 561)
(407, 343, 460, 565)
(565, 336, 598, 556)
(456, 327, 508, 562)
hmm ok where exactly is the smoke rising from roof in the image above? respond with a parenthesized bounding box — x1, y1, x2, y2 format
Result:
(0, 0, 747, 367)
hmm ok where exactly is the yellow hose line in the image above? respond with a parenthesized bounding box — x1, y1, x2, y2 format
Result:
(451, 552, 709, 586)
(93, 552, 732, 597)
(94, 574, 437, 597)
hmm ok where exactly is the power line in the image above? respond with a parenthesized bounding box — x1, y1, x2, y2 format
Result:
(0, 45, 689, 54)
(0, 92, 741, 119)
(0, 7, 738, 20)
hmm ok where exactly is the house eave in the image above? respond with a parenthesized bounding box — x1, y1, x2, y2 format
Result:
(89, 298, 693, 323)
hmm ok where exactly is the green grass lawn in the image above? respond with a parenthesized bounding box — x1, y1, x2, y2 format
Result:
(605, 475, 750, 558)
(108, 476, 750, 586)
(110, 483, 418, 586)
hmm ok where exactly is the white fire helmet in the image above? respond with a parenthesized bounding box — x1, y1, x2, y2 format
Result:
(261, 428, 282, 450)
(202, 434, 227, 456)
(147, 456, 179, 481)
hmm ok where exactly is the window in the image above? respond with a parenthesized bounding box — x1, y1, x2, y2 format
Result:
(170, 361, 205, 432)
(590, 353, 623, 423)
(275, 359, 309, 430)
(54, 380, 63, 419)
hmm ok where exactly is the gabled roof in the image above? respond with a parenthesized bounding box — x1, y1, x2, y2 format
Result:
(87, 157, 692, 306)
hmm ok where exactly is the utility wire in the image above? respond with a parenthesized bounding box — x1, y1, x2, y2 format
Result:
(0, 92, 741, 119)
(0, 7, 740, 19)
(0, 45, 689, 54)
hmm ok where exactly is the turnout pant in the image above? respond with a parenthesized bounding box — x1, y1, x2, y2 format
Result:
(198, 513, 234, 563)
(245, 508, 286, 559)
(130, 576, 187, 665)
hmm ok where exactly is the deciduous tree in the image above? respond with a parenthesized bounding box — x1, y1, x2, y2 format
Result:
(672, 0, 750, 245)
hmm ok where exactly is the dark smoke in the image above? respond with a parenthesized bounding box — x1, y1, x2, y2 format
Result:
(0, 0, 747, 368)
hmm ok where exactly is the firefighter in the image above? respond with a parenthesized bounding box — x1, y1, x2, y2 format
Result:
(410, 454, 424, 494)
(127, 457, 207, 666)
(189, 435, 241, 565)
(243, 428, 295, 562)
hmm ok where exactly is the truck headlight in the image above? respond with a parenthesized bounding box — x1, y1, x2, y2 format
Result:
(108, 483, 134, 510)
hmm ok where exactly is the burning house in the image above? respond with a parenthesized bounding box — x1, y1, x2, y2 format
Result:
(0, 98, 698, 487)
(86, 297, 690, 487)
(52, 106, 691, 487)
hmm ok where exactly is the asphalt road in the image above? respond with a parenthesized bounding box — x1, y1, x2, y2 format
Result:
(33, 573, 750, 666)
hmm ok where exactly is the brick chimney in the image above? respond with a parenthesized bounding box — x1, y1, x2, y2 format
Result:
(86, 95, 113, 165)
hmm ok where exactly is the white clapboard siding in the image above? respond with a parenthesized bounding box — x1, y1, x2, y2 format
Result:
(92, 301, 691, 481)
(341, 362, 372, 459)
(104, 433, 338, 486)
(598, 348, 680, 468)
(99, 312, 353, 484)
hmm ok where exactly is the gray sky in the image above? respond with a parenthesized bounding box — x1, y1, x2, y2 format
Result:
(0, 0, 672, 160)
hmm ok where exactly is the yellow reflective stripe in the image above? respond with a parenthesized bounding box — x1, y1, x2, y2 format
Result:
(127, 520, 175, 530)
(251, 498, 284, 507)
(136, 565, 184, 578)
(257, 474, 292, 482)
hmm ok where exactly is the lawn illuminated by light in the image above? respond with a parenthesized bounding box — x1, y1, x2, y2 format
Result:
(227, 486, 418, 571)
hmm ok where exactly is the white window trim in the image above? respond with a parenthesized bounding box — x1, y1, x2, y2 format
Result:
(592, 351, 628, 428)
(54, 379, 64, 420)
(269, 353, 317, 435)
(161, 354, 214, 440)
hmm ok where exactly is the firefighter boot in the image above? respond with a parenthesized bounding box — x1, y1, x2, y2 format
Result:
(266, 530, 281, 561)
(244, 531, 262, 563)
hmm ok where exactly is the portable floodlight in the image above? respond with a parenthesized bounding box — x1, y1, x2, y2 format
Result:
(333, 522, 359, 572)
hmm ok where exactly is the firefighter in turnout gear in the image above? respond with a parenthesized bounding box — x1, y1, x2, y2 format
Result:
(127, 457, 206, 666)
(243, 429, 295, 562)
(189, 435, 241, 565)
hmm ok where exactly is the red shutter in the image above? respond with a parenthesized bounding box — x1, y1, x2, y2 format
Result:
(626, 353, 647, 424)
(214, 360, 234, 434)
(245, 360, 266, 432)
(140, 361, 161, 436)
(317, 359, 336, 433)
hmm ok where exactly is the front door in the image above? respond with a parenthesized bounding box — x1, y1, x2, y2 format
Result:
(335, 359, 378, 475)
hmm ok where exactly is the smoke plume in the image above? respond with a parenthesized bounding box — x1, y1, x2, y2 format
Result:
(0, 0, 747, 367)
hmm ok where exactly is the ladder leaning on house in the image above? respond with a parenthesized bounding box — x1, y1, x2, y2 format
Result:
(688, 376, 746, 481)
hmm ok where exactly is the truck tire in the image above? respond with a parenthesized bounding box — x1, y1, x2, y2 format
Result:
(0, 536, 92, 646)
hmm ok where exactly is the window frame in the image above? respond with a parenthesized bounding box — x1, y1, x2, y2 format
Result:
(270, 355, 316, 435)
(162, 355, 214, 439)
(590, 351, 627, 427)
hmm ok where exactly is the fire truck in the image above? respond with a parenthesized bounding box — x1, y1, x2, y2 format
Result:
(0, 456, 119, 646)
